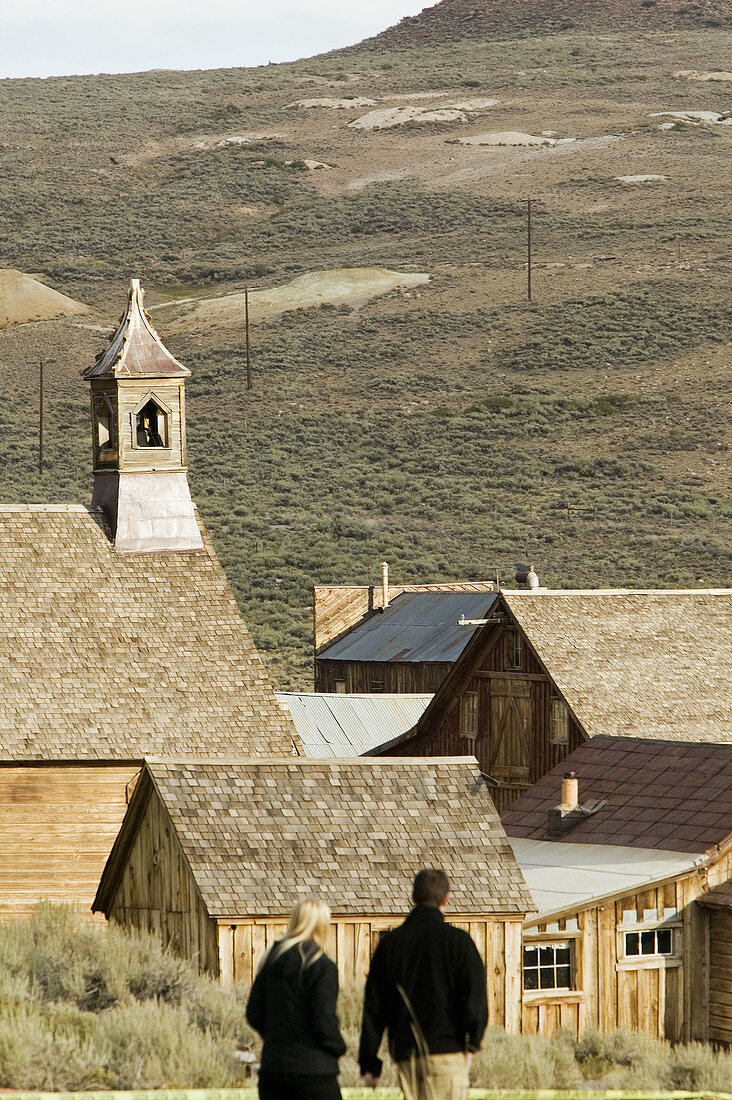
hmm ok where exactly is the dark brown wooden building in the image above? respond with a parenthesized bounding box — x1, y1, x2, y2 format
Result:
(375, 589, 732, 811)
(314, 577, 496, 694)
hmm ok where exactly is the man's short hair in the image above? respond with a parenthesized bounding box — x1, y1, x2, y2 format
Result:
(412, 868, 450, 907)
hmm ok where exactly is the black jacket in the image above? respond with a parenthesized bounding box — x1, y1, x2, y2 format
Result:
(246, 940, 347, 1077)
(358, 905, 488, 1077)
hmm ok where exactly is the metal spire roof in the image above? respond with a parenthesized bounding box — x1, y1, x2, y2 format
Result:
(84, 278, 189, 379)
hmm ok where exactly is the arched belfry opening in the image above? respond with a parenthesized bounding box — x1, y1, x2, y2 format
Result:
(83, 279, 203, 554)
(134, 395, 170, 449)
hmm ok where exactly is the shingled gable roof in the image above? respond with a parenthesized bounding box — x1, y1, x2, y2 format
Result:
(95, 757, 533, 918)
(502, 589, 732, 743)
(84, 279, 188, 379)
(376, 588, 732, 755)
(501, 736, 732, 854)
(0, 505, 299, 760)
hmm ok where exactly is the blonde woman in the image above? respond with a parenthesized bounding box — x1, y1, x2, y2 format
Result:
(246, 899, 347, 1100)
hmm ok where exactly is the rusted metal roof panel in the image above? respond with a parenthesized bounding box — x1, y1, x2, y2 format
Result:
(277, 692, 432, 755)
(318, 590, 497, 663)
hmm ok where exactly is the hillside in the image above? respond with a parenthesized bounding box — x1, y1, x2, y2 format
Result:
(375, 0, 732, 46)
(0, 16, 729, 686)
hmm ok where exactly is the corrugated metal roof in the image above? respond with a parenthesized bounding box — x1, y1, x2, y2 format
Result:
(317, 590, 498, 663)
(277, 692, 432, 756)
(509, 838, 698, 919)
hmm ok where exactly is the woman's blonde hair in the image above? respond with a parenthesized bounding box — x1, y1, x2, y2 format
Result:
(268, 898, 332, 968)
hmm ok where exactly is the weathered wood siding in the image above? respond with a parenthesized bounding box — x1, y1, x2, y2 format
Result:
(0, 763, 134, 920)
(117, 378, 185, 473)
(107, 784, 219, 974)
(381, 631, 584, 811)
(709, 908, 732, 1045)
(523, 851, 732, 1042)
(315, 659, 453, 695)
(219, 916, 524, 1030)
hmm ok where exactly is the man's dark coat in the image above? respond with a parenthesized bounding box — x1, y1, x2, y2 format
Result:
(358, 905, 488, 1076)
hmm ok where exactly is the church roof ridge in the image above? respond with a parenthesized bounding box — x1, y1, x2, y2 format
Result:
(84, 278, 189, 379)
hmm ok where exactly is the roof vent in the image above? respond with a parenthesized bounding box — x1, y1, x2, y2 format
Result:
(547, 772, 608, 838)
(515, 563, 539, 589)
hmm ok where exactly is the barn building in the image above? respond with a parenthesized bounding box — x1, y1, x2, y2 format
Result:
(375, 588, 732, 810)
(314, 569, 496, 694)
(0, 280, 299, 919)
(92, 755, 533, 1031)
(501, 736, 732, 1044)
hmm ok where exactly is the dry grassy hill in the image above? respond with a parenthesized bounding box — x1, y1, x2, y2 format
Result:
(0, 8, 729, 685)
(375, 0, 732, 45)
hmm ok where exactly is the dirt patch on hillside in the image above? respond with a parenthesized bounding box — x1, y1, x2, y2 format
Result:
(0, 270, 90, 328)
(285, 97, 377, 109)
(675, 70, 732, 82)
(452, 131, 572, 146)
(348, 98, 499, 131)
(616, 174, 668, 183)
(651, 110, 732, 124)
(160, 268, 431, 331)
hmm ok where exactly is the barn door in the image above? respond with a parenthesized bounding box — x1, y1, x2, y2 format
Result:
(489, 677, 531, 782)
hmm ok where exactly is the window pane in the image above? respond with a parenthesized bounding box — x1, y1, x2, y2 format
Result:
(556, 966, 571, 988)
(641, 931, 655, 955)
(555, 947, 570, 966)
(625, 932, 640, 956)
(539, 947, 554, 966)
(524, 969, 539, 990)
(523, 946, 538, 966)
(657, 929, 672, 955)
(539, 968, 555, 989)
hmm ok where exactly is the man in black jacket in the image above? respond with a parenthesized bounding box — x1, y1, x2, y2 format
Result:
(359, 869, 487, 1100)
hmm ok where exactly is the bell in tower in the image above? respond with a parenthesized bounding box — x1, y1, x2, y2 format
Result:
(84, 279, 203, 553)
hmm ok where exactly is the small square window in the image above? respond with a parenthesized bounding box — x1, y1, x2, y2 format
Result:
(334, 679, 346, 694)
(505, 629, 522, 670)
(523, 941, 573, 992)
(460, 691, 478, 738)
(370, 679, 385, 693)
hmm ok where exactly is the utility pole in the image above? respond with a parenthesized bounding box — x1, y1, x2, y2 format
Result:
(38, 359, 44, 475)
(526, 198, 533, 302)
(245, 285, 252, 391)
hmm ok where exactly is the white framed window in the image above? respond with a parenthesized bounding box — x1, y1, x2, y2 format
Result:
(523, 941, 573, 992)
(505, 628, 522, 670)
(550, 698, 569, 744)
(623, 927, 674, 959)
(460, 691, 478, 738)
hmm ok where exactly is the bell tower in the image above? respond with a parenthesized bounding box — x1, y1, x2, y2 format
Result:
(84, 279, 203, 553)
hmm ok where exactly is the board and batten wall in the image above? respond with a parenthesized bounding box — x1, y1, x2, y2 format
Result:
(218, 916, 524, 1031)
(708, 907, 732, 1045)
(0, 763, 135, 920)
(105, 780, 219, 974)
(522, 849, 732, 1043)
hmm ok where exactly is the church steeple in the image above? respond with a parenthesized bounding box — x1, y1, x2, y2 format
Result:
(84, 279, 203, 553)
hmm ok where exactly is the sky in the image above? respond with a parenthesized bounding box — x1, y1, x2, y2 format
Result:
(0, 0, 432, 80)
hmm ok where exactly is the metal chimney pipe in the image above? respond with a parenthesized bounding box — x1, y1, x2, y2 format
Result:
(381, 561, 389, 608)
(561, 771, 579, 809)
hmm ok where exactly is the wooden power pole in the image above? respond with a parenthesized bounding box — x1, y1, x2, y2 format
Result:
(245, 285, 252, 391)
(38, 359, 44, 475)
(526, 199, 533, 302)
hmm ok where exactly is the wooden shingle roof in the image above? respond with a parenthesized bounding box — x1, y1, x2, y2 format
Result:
(504, 589, 732, 743)
(501, 736, 732, 853)
(0, 505, 299, 760)
(131, 757, 533, 918)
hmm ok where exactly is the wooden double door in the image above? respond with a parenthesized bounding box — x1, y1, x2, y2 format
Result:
(487, 677, 531, 807)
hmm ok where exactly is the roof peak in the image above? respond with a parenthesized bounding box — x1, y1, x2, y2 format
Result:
(84, 278, 189, 380)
